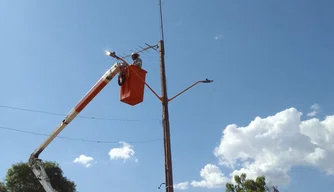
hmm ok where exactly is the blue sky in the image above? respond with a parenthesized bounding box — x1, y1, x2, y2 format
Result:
(1, 0, 334, 192)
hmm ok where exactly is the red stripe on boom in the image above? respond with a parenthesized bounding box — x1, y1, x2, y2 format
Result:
(75, 79, 108, 113)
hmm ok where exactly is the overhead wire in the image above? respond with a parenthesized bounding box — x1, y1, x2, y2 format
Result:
(0, 105, 160, 122)
(0, 126, 162, 144)
(0, 105, 162, 144)
(0, 48, 162, 144)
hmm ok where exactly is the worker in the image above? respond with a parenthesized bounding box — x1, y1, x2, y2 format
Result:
(106, 51, 142, 68)
(131, 52, 142, 68)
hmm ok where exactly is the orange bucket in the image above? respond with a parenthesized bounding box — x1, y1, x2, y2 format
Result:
(120, 65, 147, 106)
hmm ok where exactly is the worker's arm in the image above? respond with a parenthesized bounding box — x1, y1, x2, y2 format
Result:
(105, 51, 130, 66)
(117, 57, 130, 66)
(132, 58, 142, 68)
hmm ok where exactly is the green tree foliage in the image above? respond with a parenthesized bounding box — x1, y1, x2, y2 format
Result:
(0, 182, 7, 192)
(225, 173, 278, 192)
(5, 161, 76, 192)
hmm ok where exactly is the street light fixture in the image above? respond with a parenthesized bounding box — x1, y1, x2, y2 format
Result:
(105, 50, 116, 58)
(167, 79, 213, 103)
(201, 78, 214, 83)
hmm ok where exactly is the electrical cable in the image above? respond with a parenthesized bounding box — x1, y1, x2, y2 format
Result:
(0, 105, 159, 122)
(0, 126, 162, 144)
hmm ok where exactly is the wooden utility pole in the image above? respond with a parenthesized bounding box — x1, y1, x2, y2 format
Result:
(157, 1, 212, 190)
(158, 0, 174, 191)
(159, 39, 174, 192)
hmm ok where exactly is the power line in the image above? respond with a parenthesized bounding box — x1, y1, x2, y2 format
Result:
(0, 126, 162, 144)
(0, 105, 160, 122)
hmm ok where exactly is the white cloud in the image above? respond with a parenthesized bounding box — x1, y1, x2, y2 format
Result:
(213, 107, 334, 186)
(191, 164, 229, 188)
(108, 141, 137, 162)
(183, 107, 334, 189)
(214, 34, 223, 40)
(174, 182, 189, 190)
(307, 103, 320, 117)
(73, 154, 94, 168)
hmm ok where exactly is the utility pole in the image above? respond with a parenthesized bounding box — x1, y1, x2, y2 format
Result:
(157, 1, 213, 192)
(159, 39, 174, 192)
(158, 0, 174, 190)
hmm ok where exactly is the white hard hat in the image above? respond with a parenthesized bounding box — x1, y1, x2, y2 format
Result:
(131, 52, 140, 57)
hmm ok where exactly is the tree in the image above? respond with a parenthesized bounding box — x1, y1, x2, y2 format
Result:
(5, 161, 76, 192)
(0, 182, 7, 192)
(225, 173, 278, 192)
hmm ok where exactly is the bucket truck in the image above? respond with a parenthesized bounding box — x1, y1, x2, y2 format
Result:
(28, 51, 135, 192)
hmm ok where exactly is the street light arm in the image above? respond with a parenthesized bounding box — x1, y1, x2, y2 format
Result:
(105, 50, 130, 66)
(168, 79, 213, 102)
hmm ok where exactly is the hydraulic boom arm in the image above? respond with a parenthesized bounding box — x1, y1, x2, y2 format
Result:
(28, 60, 124, 192)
